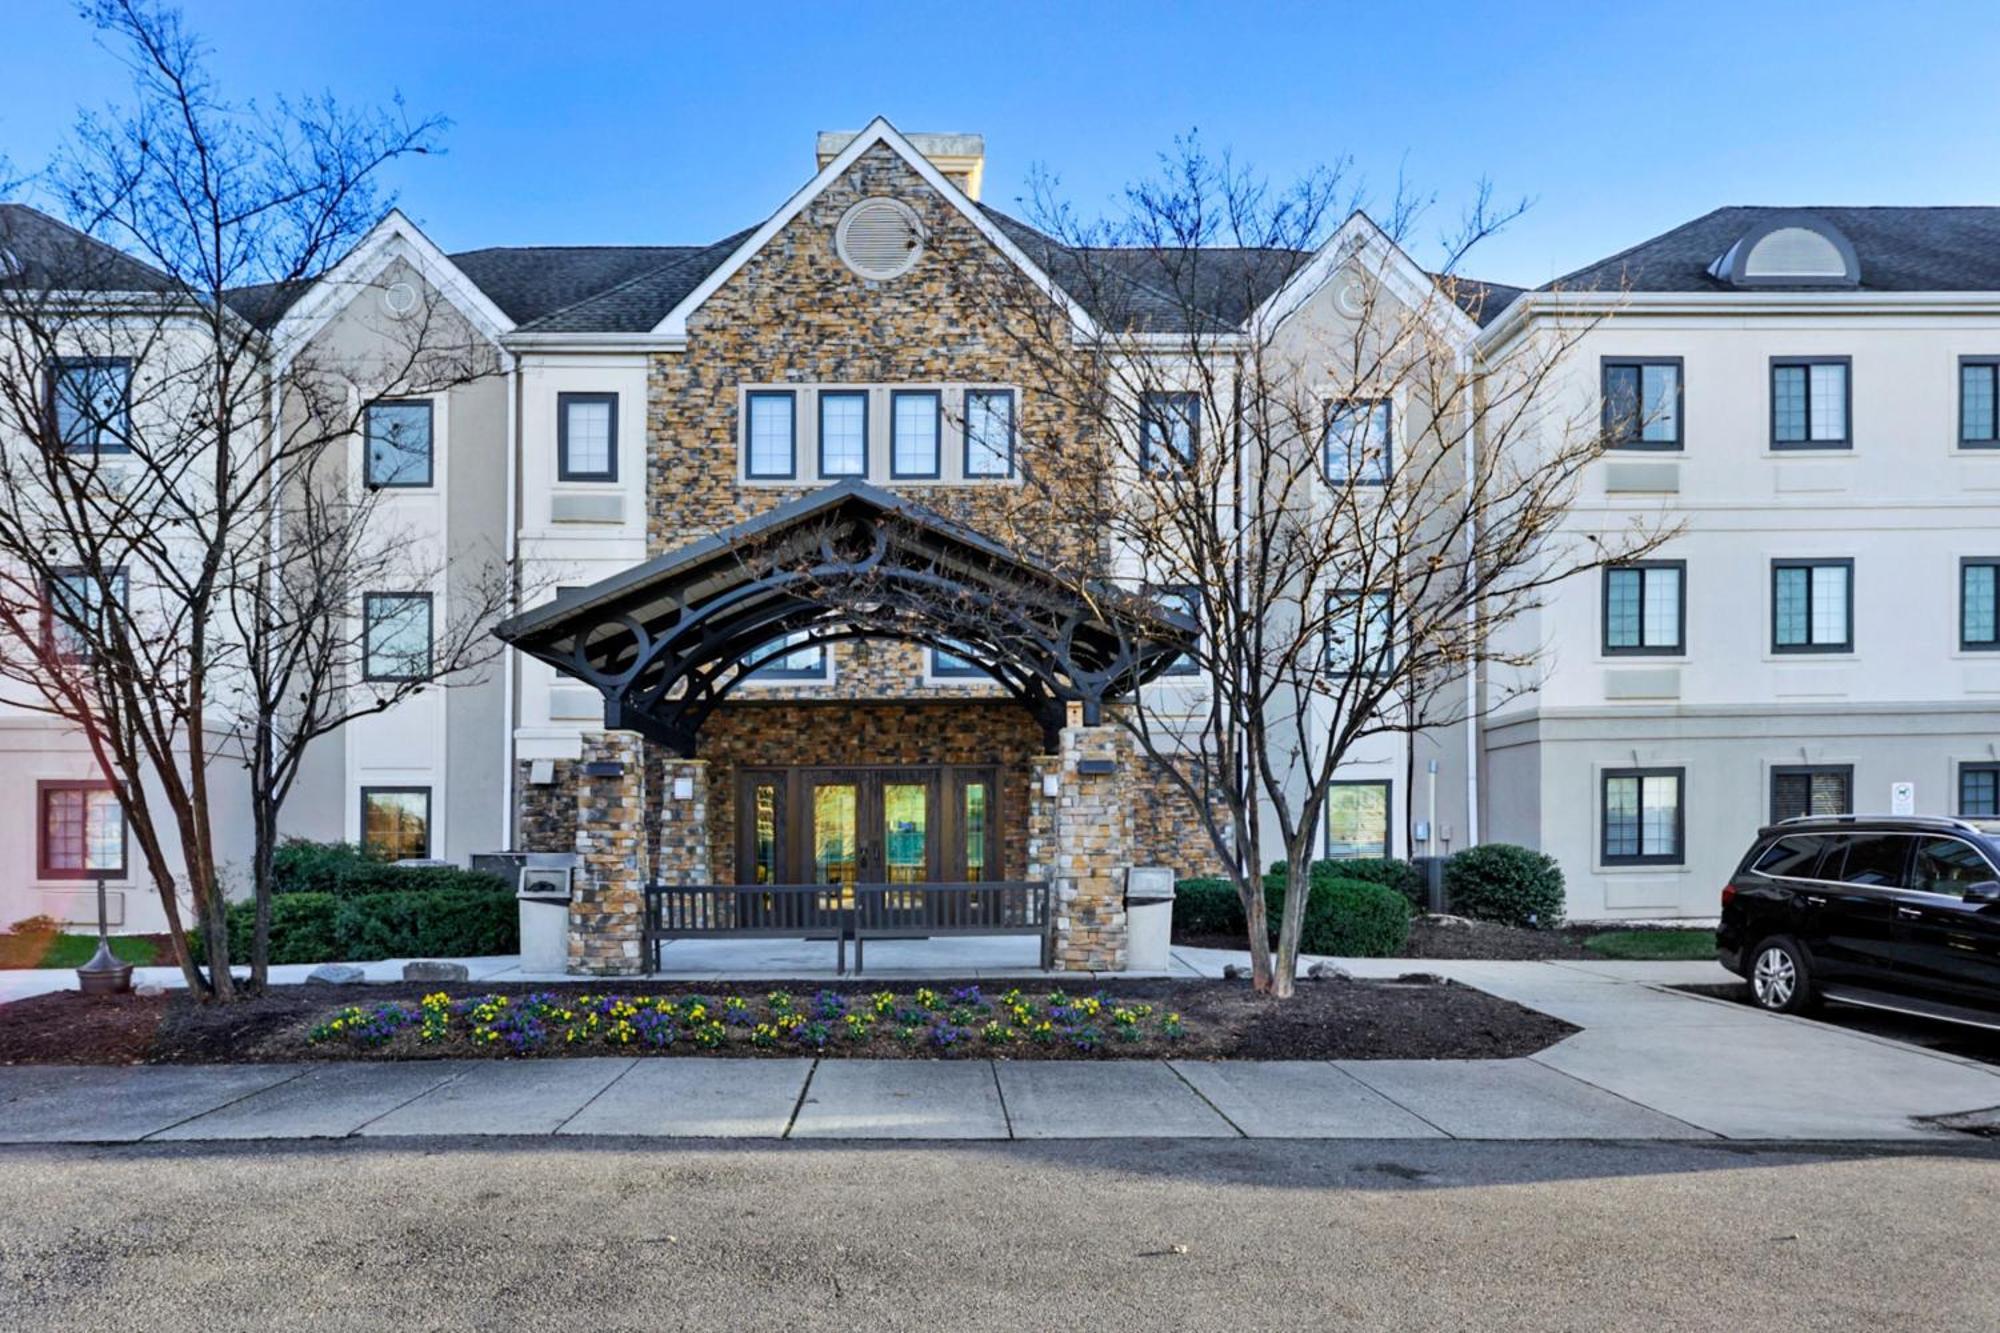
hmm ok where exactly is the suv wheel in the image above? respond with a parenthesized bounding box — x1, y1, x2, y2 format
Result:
(1749, 936, 1816, 1014)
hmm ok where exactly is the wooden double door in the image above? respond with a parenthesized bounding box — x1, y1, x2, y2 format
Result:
(736, 765, 1000, 888)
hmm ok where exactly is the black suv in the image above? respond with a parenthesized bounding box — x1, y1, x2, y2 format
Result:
(1719, 814, 2000, 1027)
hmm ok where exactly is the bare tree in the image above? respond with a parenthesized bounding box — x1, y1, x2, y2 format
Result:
(0, 0, 505, 997)
(936, 139, 1674, 995)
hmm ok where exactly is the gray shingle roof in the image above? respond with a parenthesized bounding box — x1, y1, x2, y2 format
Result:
(504, 230, 755, 333)
(0, 204, 174, 295)
(1551, 206, 2000, 293)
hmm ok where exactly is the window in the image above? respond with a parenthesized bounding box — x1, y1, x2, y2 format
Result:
(1770, 765, 1852, 823)
(1325, 781, 1390, 859)
(1147, 584, 1200, 676)
(1961, 765, 2000, 817)
(361, 787, 430, 861)
(1826, 834, 1909, 887)
(1960, 358, 2000, 447)
(1751, 834, 1829, 879)
(1772, 559, 1853, 653)
(1962, 559, 2000, 651)
(44, 568, 127, 662)
(817, 391, 868, 478)
(1601, 358, 1682, 450)
(1912, 837, 1998, 897)
(1770, 358, 1850, 448)
(744, 391, 796, 479)
(1601, 768, 1683, 866)
(1603, 562, 1685, 655)
(1325, 397, 1392, 484)
(362, 593, 432, 682)
(38, 781, 125, 879)
(891, 390, 941, 479)
(1140, 392, 1199, 472)
(964, 389, 1015, 478)
(1326, 589, 1393, 675)
(364, 400, 433, 487)
(745, 630, 828, 682)
(929, 641, 985, 679)
(48, 357, 131, 454)
(557, 393, 617, 481)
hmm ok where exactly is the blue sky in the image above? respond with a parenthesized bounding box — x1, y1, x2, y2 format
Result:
(2, 0, 1996, 286)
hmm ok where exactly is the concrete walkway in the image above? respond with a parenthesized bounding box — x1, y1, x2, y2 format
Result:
(6, 953, 1999, 1142)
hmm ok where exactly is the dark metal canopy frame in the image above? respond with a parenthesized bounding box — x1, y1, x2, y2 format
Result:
(492, 480, 1196, 755)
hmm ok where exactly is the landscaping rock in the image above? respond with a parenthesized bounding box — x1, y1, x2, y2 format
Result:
(1421, 914, 1480, 929)
(401, 961, 469, 983)
(1306, 962, 1351, 981)
(306, 964, 365, 985)
(135, 984, 166, 998)
(1395, 972, 1447, 986)
(1222, 964, 1245, 980)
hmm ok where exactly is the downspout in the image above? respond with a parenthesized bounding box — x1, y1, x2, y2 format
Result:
(498, 353, 520, 849)
(1460, 344, 1481, 846)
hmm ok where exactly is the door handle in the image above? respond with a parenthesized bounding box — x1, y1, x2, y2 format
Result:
(1803, 895, 1827, 906)
(1896, 906, 1923, 920)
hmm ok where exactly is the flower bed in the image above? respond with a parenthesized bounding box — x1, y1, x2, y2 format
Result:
(307, 985, 1188, 1058)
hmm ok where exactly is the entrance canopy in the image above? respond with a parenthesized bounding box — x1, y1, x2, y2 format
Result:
(493, 480, 1194, 755)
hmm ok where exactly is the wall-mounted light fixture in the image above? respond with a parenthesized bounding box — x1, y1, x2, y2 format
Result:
(672, 775, 695, 801)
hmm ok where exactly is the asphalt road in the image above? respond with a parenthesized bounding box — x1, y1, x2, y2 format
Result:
(3, 1137, 1997, 1331)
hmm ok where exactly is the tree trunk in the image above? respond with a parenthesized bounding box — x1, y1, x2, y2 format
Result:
(1239, 877, 1276, 993)
(251, 798, 274, 991)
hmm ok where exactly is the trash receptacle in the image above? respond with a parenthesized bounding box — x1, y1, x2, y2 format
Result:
(517, 890, 570, 973)
(1125, 866, 1176, 972)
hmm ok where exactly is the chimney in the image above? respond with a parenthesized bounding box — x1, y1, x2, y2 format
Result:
(816, 129, 985, 201)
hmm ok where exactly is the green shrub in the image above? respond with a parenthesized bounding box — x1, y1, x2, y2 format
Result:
(270, 838, 510, 897)
(1263, 864, 1411, 957)
(1172, 877, 1246, 936)
(1444, 843, 1566, 928)
(219, 888, 518, 964)
(1318, 857, 1424, 911)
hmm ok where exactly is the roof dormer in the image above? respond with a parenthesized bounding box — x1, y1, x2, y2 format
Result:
(1707, 212, 1860, 288)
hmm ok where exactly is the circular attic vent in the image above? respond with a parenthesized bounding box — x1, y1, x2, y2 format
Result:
(836, 198, 925, 280)
(381, 280, 419, 317)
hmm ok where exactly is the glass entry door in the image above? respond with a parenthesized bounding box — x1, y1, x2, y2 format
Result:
(736, 766, 995, 887)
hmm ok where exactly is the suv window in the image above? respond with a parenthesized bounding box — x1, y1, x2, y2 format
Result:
(1751, 835, 1829, 879)
(1826, 834, 1912, 888)
(1911, 837, 1999, 897)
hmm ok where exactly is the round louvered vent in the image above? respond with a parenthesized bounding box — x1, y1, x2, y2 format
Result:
(836, 198, 924, 280)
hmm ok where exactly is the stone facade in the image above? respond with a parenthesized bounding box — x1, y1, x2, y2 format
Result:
(1047, 724, 1134, 971)
(568, 732, 648, 977)
(655, 757, 711, 885)
(516, 759, 579, 853)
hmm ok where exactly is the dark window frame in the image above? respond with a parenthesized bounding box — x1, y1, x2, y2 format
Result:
(363, 399, 435, 488)
(556, 391, 619, 482)
(359, 785, 432, 860)
(1959, 357, 2000, 448)
(1959, 763, 2000, 818)
(1960, 557, 2000, 651)
(1325, 779, 1392, 859)
(1601, 560, 1687, 656)
(962, 388, 1016, 479)
(1325, 588, 1395, 677)
(889, 389, 943, 480)
(1769, 764, 1855, 824)
(1600, 766, 1686, 867)
(1769, 356, 1853, 450)
(927, 641, 987, 679)
(816, 389, 871, 480)
(743, 390, 798, 480)
(1770, 557, 1855, 654)
(1139, 391, 1200, 474)
(45, 356, 133, 455)
(42, 566, 128, 664)
(743, 631, 831, 683)
(361, 591, 434, 683)
(1324, 396, 1394, 485)
(1600, 356, 1685, 451)
(36, 779, 126, 880)
(1143, 582, 1201, 677)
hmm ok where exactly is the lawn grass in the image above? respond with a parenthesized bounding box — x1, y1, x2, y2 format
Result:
(1583, 929, 1717, 961)
(0, 932, 161, 969)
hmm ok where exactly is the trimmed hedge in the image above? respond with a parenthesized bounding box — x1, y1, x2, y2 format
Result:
(223, 889, 518, 964)
(1174, 863, 1410, 957)
(1316, 857, 1424, 911)
(1444, 843, 1567, 929)
(270, 838, 512, 897)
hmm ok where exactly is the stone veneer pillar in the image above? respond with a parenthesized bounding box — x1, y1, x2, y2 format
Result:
(1041, 723, 1134, 972)
(569, 731, 649, 977)
(655, 757, 711, 911)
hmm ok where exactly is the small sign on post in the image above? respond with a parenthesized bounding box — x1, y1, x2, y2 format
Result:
(1890, 781, 1916, 816)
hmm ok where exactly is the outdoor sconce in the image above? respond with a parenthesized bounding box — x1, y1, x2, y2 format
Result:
(672, 775, 695, 801)
(1041, 773, 1061, 797)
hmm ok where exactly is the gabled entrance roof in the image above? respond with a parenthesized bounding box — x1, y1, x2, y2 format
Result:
(493, 480, 1193, 754)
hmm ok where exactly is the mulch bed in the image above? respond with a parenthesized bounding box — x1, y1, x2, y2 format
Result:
(1174, 920, 1704, 962)
(0, 975, 1576, 1065)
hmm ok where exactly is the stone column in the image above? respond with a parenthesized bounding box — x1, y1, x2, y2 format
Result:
(569, 730, 649, 977)
(1046, 723, 1134, 972)
(655, 758, 711, 924)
